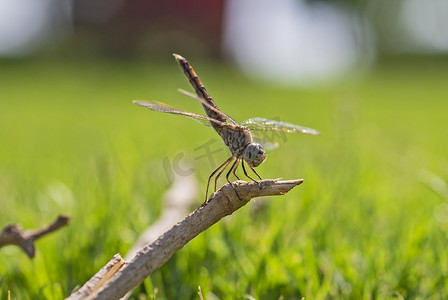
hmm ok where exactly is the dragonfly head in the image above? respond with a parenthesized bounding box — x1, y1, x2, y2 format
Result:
(243, 143, 266, 168)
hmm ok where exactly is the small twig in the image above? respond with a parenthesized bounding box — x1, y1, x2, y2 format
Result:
(66, 179, 303, 300)
(121, 173, 197, 299)
(198, 286, 204, 300)
(0, 214, 71, 258)
(69, 254, 125, 299)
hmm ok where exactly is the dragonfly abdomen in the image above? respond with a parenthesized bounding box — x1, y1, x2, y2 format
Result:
(173, 54, 227, 125)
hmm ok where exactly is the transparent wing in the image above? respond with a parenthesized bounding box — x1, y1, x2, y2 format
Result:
(177, 89, 239, 125)
(242, 117, 321, 135)
(133, 100, 231, 127)
(252, 134, 279, 151)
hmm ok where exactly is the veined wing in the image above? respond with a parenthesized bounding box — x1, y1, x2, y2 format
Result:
(133, 100, 232, 128)
(252, 134, 280, 151)
(242, 117, 321, 135)
(177, 89, 238, 126)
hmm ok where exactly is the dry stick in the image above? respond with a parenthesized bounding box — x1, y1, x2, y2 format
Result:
(0, 214, 71, 258)
(69, 254, 126, 298)
(66, 179, 303, 300)
(120, 173, 198, 299)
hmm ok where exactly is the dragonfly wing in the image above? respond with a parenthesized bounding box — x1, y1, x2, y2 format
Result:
(242, 117, 321, 135)
(252, 134, 279, 151)
(177, 89, 239, 126)
(133, 100, 232, 127)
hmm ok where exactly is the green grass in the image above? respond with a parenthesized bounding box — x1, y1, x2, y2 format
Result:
(1, 56, 448, 299)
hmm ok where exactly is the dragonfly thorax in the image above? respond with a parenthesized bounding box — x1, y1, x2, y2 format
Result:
(220, 126, 251, 156)
(243, 143, 266, 168)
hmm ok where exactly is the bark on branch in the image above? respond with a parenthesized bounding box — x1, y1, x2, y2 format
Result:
(0, 214, 71, 258)
(66, 179, 303, 300)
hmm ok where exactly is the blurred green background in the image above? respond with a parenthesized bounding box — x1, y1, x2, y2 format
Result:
(1, 1, 448, 299)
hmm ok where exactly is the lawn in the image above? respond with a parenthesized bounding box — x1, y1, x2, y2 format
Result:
(0, 56, 447, 299)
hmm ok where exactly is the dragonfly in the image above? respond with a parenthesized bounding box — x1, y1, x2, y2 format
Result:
(134, 54, 320, 201)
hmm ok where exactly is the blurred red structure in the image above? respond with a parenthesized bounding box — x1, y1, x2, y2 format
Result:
(72, 0, 225, 59)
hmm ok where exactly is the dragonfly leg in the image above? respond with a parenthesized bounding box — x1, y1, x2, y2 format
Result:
(214, 156, 235, 192)
(206, 156, 234, 201)
(226, 159, 243, 201)
(247, 163, 263, 180)
(242, 160, 261, 182)
(232, 159, 241, 180)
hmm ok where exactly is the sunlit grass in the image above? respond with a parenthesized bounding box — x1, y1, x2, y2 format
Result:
(0, 56, 447, 299)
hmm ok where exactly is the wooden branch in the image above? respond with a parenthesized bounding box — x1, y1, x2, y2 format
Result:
(69, 254, 125, 298)
(0, 214, 71, 258)
(66, 179, 303, 300)
(121, 173, 198, 299)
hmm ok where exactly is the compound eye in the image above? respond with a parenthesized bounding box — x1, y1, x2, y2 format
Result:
(247, 151, 254, 160)
(243, 143, 266, 167)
